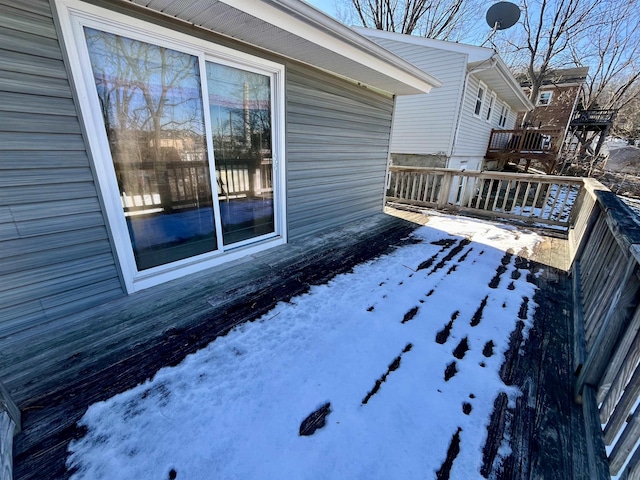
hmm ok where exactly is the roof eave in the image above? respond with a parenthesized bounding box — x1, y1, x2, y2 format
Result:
(218, 0, 443, 94)
(494, 57, 534, 111)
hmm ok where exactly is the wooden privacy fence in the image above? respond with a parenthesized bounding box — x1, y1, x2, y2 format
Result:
(569, 179, 640, 478)
(386, 166, 583, 231)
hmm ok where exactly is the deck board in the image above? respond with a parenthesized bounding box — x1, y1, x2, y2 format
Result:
(4, 207, 600, 479)
(6, 211, 421, 480)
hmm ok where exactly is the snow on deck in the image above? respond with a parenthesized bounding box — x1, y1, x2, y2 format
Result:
(66, 214, 542, 479)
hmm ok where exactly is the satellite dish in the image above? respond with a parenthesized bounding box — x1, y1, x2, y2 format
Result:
(486, 1, 521, 30)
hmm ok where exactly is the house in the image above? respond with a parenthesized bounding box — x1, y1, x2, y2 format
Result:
(0, 0, 442, 339)
(355, 28, 533, 172)
(515, 67, 589, 132)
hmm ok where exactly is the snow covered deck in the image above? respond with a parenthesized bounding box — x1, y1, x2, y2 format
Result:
(3, 205, 595, 479)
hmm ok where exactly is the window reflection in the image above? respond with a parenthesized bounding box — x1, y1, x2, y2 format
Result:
(85, 28, 217, 270)
(206, 63, 275, 245)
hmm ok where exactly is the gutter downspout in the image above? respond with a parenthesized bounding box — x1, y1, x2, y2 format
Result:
(449, 55, 498, 166)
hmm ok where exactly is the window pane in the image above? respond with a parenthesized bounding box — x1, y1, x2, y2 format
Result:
(475, 87, 484, 115)
(85, 28, 217, 270)
(206, 62, 275, 245)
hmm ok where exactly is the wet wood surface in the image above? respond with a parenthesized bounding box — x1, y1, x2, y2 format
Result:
(6, 207, 603, 479)
(8, 212, 420, 480)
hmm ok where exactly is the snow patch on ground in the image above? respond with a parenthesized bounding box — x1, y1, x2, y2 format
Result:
(67, 214, 541, 480)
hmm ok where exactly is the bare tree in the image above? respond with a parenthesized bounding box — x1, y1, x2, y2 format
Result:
(348, 0, 478, 39)
(511, 0, 600, 122)
(572, 0, 640, 110)
(614, 88, 640, 139)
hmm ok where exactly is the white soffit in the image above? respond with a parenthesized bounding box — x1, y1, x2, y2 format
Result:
(126, 0, 442, 95)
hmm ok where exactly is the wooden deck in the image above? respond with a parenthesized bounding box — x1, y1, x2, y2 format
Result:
(485, 128, 564, 173)
(5, 207, 596, 479)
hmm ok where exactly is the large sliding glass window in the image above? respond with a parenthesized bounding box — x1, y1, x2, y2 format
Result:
(72, 16, 283, 283)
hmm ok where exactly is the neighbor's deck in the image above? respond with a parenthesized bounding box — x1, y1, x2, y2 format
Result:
(4, 207, 588, 479)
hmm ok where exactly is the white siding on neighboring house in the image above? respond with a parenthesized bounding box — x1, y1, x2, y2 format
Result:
(505, 106, 518, 129)
(369, 37, 466, 156)
(450, 75, 514, 169)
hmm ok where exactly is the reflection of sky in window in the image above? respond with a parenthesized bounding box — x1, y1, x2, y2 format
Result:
(206, 62, 270, 135)
(84, 27, 206, 136)
(84, 27, 272, 148)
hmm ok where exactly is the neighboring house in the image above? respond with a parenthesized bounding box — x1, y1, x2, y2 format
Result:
(0, 0, 440, 337)
(515, 67, 589, 132)
(356, 28, 532, 171)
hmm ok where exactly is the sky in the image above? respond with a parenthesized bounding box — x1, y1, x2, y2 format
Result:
(67, 212, 542, 479)
(307, 0, 340, 17)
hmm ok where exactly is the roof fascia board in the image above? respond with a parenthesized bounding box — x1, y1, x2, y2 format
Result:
(225, 0, 442, 93)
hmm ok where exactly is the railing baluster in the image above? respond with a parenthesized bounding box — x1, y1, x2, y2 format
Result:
(545, 183, 561, 221)
(483, 179, 494, 211)
(539, 183, 554, 220)
(475, 178, 485, 209)
(393, 171, 400, 197)
(500, 180, 512, 212)
(511, 180, 523, 213)
(556, 183, 572, 223)
(429, 175, 437, 204)
(411, 173, 418, 200)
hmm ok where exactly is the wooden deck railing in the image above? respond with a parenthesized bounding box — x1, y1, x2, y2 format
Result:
(0, 381, 20, 480)
(115, 158, 273, 214)
(570, 109, 617, 125)
(569, 180, 640, 478)
(388, 168, 640, 478)
(486, 128, 564, 159)
(386, 166, 583, 231)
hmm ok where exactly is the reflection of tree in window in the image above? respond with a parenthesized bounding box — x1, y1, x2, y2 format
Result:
(206, 63, 274, 245)
(207, 66, 271, 160)
(84, 28, 217, 270)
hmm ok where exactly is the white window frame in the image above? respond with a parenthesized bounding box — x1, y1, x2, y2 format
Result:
(498, 103, 510, 128)
(537, 91, 553, 106)
(55, 0, 287, 293)
(474, 81, 487, 117)
(486, 92, 496, 123)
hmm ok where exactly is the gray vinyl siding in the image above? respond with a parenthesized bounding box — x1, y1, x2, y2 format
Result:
(368, 37, 464, 156)
(286, 66, 393, 239)
(0, 0, 124, 339)
(0, 0, 396, 335)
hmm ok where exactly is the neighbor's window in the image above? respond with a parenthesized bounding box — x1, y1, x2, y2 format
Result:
(474, 83, 486, 116)
(486, 92, 496, 122)
(498, 104, 509, 127)
(537, 91, 553, 106)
